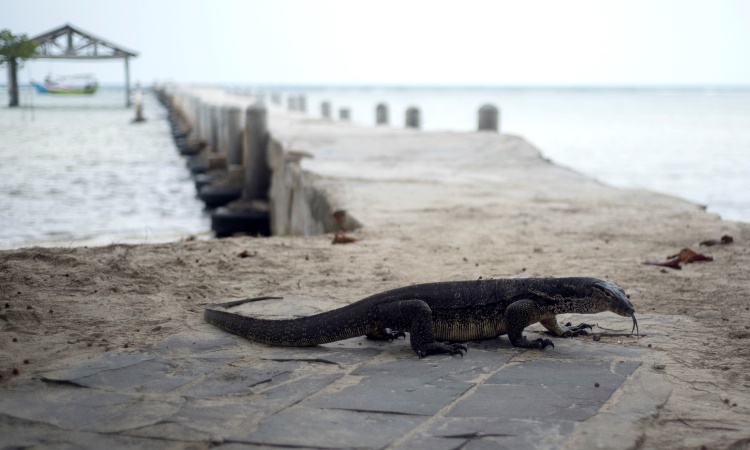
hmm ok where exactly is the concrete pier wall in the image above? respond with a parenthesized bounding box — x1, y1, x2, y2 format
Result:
(158, 85, 360, 236)
(266, 136, 359, 235)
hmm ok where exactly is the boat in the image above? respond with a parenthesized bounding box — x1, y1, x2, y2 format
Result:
(32, 74, 98, 95)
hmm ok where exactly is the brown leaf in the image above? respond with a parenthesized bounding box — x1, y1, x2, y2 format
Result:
(700, 234, 734, 246)
(668, 248, 713, 263)
(332, 232, 357, 245)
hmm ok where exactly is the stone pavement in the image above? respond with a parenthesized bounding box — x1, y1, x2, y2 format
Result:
(0, 310, 673, 449)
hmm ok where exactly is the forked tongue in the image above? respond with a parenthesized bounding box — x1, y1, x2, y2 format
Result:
(631, 313, 639, 337)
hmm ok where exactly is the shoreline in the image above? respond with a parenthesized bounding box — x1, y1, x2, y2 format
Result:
(2, 93, 750, 447)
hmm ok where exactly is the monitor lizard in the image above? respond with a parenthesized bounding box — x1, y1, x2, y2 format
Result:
(204, 277, 638, 358)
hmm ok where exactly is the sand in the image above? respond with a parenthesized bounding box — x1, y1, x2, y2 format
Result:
(1, 124, 750, 448)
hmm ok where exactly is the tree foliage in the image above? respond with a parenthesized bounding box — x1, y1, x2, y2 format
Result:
(0, 29, 38, 67)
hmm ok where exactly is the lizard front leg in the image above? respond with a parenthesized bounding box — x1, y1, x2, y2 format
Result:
(505, 299, 555, 350)
(540, 317, 592, 337)
(374, 300, 467, 358)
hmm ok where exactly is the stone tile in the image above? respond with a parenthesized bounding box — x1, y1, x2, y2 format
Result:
(170, 373, 346, 436)
(233, 406, 425, 448)
(149, 331, 239, 356)
(0, 388, 183, 433)
(395, 417, 577, 450)
(352, 349, 514, 383)
(307, 376, 472, 416)
(122, 421, 212, 442)
(38, 351, 238, 394)
(447, 384, 599, 421)
(448, 360, 640, 422)
(182, 362, 298, 398)
(39, 353, 165, 386)
(486, 359, 641, 392)
(261, 346, 382, 368)
(534, 340, 646, 360)
(261, 373, 343, 409)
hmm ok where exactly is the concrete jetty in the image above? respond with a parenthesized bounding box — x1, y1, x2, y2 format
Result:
(2, 85, 748, 449)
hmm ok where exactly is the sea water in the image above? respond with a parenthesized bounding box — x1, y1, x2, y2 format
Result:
(1, 86, 748, 249)
(0, 87, 209, 249)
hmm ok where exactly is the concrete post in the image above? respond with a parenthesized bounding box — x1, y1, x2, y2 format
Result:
(376, 103, 388, 125)
(196, 100, 207, 142)
(200, 103, 211, 144)
(224, 105, 244, 165)
(321, 101, 331, 119)
(405, 107, 420, 129)
(478, 104, 499, 132)
(124, 57, 132, 107)
(7, 57, 19, 107)
(339, 108, 351, 121)
(210, 105, 221, 151)
(133, 83, 145, 122)
(243, 102, 270, 201)
(298, 94, 307, 113)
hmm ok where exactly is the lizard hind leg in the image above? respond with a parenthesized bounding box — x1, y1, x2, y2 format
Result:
(374, 300, 467, 358)
(366, 328, 406, 342)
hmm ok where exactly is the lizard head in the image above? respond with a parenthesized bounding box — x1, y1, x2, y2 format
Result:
(590, 279, 635, 316)
(590, 279, 639, 336)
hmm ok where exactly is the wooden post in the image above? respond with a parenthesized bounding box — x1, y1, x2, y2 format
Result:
(339, 108, 351, 121)
(405, 107, 420, 129)
(124, 57, 132, 107)
(478, 104, 499, 132)
(321, 101, 331, 119)
(376, 103, 388, 125)
(298, 94, 306, 113)
(7, 57, 19, 107)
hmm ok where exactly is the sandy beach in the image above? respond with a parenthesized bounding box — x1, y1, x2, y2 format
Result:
(2, 111, 749, 448)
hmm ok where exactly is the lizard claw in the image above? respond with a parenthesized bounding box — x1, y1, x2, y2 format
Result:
(448, 343, 468, 358)
(414, 342, 468, 358)
(562, 322, 593, 337)
(536, 338, 554, 350)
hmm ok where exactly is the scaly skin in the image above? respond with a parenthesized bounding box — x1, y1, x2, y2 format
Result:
(204, 277, 637, 358)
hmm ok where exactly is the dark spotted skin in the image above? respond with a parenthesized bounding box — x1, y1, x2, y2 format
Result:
(204, 277, 636, 358)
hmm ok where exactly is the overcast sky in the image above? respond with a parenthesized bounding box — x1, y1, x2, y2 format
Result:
(2, 0, 750, 86)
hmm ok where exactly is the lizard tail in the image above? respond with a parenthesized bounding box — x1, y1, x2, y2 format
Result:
(205, 296, 283, 309)
(203, 297, 372, 347)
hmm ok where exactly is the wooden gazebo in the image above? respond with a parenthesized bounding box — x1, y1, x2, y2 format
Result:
(29, 23, 138, 106)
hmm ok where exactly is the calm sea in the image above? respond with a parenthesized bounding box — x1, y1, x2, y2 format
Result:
(0, 87, 209, 249)
(1, 86, 748, 249)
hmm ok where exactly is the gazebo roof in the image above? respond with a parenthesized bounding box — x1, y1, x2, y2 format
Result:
(31, 23, 138, 59)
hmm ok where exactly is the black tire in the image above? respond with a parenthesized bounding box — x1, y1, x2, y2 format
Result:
(198, 186, 242, 209)
(187, 159, 209, 175)
(194, 173, 215, 191)
(211, 207, 271, 237)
